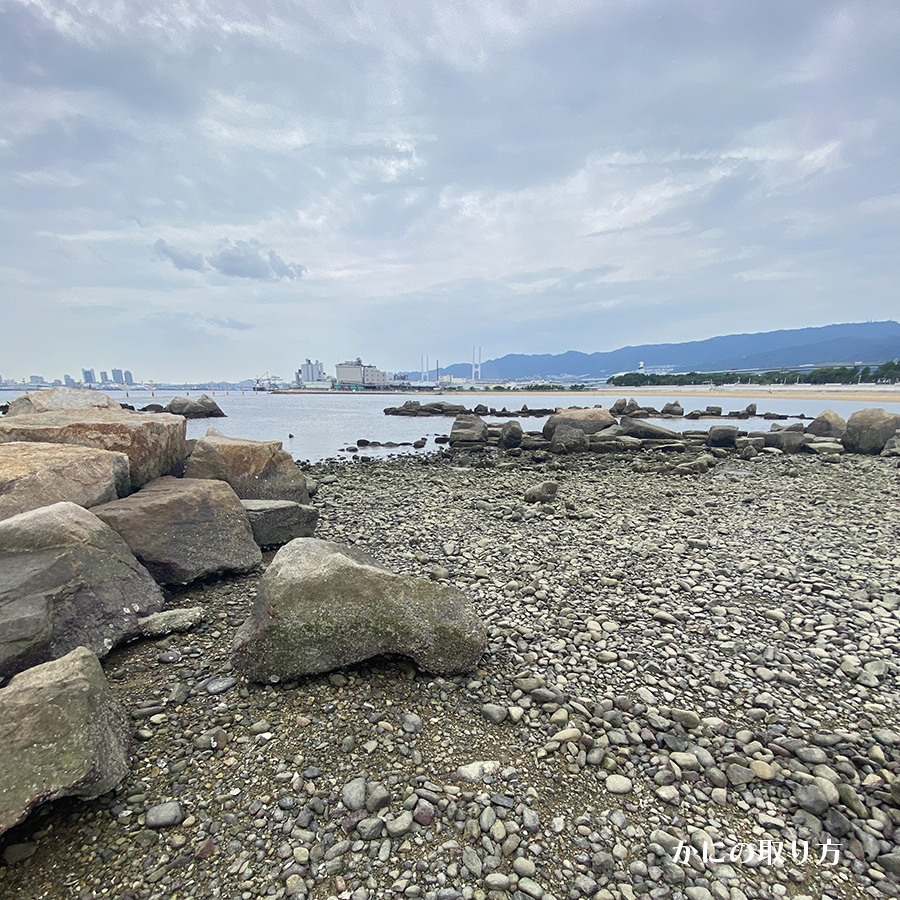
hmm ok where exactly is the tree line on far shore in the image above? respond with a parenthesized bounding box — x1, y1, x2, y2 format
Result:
(606, 360, 900, 388)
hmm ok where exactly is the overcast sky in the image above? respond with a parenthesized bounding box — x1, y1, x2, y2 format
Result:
(2, 0, 899, 383)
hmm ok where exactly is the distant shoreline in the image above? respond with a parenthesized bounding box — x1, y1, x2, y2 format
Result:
(274, 384, 900, 404)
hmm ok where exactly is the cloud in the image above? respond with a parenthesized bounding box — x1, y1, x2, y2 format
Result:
(153, 239, 206, 272)
(205, 239, 307, 281)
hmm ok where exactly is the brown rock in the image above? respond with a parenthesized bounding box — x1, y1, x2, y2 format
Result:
(0, 409, 185, 489)
(843, 408, 900, 455)
(184, 428, 309, 504)
(0, 442, 130, 521)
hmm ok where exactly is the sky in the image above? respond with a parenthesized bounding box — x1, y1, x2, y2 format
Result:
(1, 0, 899, 383)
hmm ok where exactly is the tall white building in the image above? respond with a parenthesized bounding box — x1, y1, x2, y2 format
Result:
(298, 358, 326, 384)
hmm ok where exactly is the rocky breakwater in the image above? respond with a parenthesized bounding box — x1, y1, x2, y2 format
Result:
(0, 387, 185, 490)
(385, 399, 556, 419)
(2, 445, 898, 899)
(0, 390, 330, 851)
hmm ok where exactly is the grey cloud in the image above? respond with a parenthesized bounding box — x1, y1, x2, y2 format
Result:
(153, 239, 207, 272)
(206, 239, 306, 281)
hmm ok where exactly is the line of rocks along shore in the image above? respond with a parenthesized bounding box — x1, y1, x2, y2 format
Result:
(1, 442, 898, 900)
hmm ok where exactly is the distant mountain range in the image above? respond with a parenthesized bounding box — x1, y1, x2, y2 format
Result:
(415, 321, 900, 381)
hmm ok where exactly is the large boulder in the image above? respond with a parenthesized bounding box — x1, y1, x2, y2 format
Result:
(241, 500, 319, 548)
(498, 420, 523, 449)
(0, 503, 164, 681)
(184, 428, 309, 504)
(806, 409, 847, 439)
(5, 388, 121, 417)
(0, 442, 130, 521)
(166, 395, 226, 418)
(542, 407, 616, 440)
(232, 539, 486, 679)
(843, 408, 900, 455)
(0, 409, 185, 489)
(549, 424, 589, 454)
(0, 647, 130, 836)
(449, 414, 488, 444)
(94, 477, 261, 585)
(618, 417, 680, 440)
(707, 425, 739, 448)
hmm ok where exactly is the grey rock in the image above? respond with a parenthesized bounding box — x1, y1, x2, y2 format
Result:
(448, 414, 488, 444)
(231, 539, 486, 679)
(549, 424, 589, 454)
(241, 499, 319, 547)
(0, 647, 130, 836)
(385, 810, 413, 838)
(806, 409, 847, 438)
(795, 784, 830, 816)
(145, 801, 185, 828)
(138, 607, 204, 637)
(524, 481, 559, 504)
(707, 425, 739, 448)
(94, 477, 261, 585)
(5, 388, 122, 417)
(0, 502, 164, 679)
(499, 420, 524, 449)
(542, 407, 616, 439)
(342, 776, 367, 811)
(843, 408, 900, 454)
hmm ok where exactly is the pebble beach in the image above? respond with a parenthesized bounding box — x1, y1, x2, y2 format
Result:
(1, 446, 899, 900)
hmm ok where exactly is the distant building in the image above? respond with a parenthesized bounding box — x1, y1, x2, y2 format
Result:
(124, 370, 134, 385)
(112, 368, 124, 384)
(298, 359, 326, 384)
(335, 358, 387, 387)
(82, 368, 96, 384)
(64, 374, 76, 387)
(29, 375, 44, 384)
(100, 371, 109, 383)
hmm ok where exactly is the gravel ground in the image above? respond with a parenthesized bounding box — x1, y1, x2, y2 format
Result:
(1, 446, 899, 900)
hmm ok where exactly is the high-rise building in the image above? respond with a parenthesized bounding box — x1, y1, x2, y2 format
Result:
(299, 358, 326, 384)
(29, 375, 44, 384)
(82, 368, 96, 384)
(100, 371, 109, 383)
(124, 370, 134, 385)
(112, 368, 124, 384)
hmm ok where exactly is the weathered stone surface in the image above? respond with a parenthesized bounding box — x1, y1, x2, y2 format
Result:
(0, 442, 130, 521)
(618, 417, 679, 440)
(707, 425, 739, 448)
(764, 430, 813, 454)
(184, 428, 309, 504)
(0, 409, 185, 489)
(499, 420, 523, 449)
(0, 647, 130, 836)
(524, 481, 559, 504)
(542, 407, 616, 440)
(5, 388, 121, 417)
(843, 408, 900, 455)
(449, 415, 488, 444)
(0, 503, 164, 680)
(805, 409, 847, 439)
(549, 424, 589, 454)
(93, 478, 261, 585)
(232, 539, 486, 679)
(241, 500, 319, 547)
(660, 401, 684, 416)
(166, 395, 226, 418)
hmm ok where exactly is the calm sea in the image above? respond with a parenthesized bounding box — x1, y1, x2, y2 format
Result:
(4, 388, 899, 462)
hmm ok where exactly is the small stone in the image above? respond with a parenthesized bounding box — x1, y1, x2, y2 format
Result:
(145, 801, 184, 828)
(605, 774, 632, 794)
